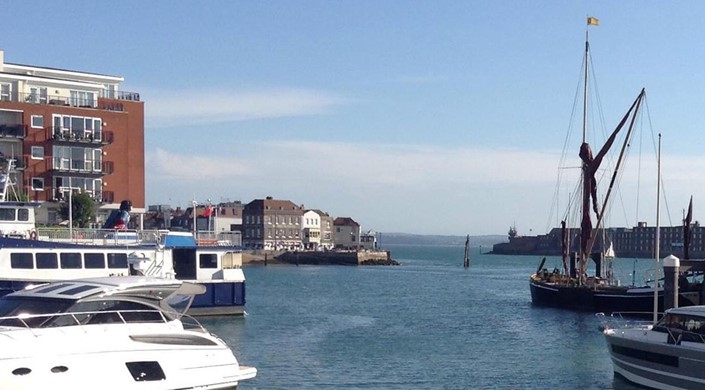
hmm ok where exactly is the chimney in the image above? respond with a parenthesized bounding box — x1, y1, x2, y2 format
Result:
(0, 49, 4, 72)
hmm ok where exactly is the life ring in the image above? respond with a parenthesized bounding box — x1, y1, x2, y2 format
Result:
(29, 231, 38, 240)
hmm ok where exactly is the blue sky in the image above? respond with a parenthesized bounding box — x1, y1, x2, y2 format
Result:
(3, 1, 705, 235)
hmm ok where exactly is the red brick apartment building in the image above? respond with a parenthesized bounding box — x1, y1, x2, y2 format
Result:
(0, 50, 144, 224)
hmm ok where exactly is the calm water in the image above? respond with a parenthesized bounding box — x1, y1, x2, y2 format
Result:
(202, 246, 653, 389)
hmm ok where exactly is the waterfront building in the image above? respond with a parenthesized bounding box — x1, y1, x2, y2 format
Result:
(360, 230, 377, 250)
(302, 209, 321, 250)
(333, 217, 361, 249)
(314, 209, 334, 250)
(242, 197, 304, 250)
(492, 221, 705, 259)
(0, 49, 144, 224)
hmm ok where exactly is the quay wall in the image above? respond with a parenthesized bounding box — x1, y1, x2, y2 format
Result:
(243, 250, 398, 265)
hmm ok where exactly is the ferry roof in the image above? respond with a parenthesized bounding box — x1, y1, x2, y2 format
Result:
(7, 277, 204, 301)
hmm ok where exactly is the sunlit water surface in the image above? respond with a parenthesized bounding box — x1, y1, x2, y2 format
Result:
(202, 246, 654, 389)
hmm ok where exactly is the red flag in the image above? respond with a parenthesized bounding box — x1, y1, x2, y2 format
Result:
(201, 205, 212, 218)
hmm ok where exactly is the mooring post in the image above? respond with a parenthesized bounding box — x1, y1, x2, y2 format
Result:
(663, 254, 680, 311)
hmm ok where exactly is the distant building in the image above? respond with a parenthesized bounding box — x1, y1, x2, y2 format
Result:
(314, 210, 334, 250)
(301, 210, 321, 250)
(491, 221, 705, 259)
(242, 196, 304, 250)
(211, 201, 243, 233)
(360, 230, 377, 250)
(333, 217, 361, 249)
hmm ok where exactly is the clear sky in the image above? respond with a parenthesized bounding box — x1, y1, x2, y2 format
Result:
(3, 1, 705, 236)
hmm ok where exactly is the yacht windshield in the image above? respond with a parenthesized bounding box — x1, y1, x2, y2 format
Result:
(0, 297, 74, 328)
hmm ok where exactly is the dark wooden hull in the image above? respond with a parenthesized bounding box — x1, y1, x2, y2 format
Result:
(529, 274, 702, 313)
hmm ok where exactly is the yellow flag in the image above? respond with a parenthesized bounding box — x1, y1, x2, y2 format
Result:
(587, 16, 599, 26)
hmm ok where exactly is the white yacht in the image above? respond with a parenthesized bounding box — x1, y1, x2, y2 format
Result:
(0, 277, 256, 389)
(601, 306, 705, 389)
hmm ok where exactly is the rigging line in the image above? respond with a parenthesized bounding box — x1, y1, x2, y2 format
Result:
(643, 96, 673, 226)
(546, 55, 586, 233)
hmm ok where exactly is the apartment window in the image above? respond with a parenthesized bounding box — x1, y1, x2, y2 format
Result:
(31, 115, 44, 128)
(70, 90, 96, 107)
(31, 177, 44, 191)
(31, 146, 44, 159)
(0, 84, 9, 101)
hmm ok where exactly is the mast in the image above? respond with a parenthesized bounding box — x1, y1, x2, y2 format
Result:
(653, 134, 661, 324)
(579, 18, 596, 283)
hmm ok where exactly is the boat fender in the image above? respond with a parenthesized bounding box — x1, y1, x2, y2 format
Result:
(29, 231, 37, 240)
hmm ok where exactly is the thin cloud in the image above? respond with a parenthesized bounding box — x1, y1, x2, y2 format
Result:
(143, 87, 346, 128)
(147, 141, 560, 187)
(146, 148, 253, 180)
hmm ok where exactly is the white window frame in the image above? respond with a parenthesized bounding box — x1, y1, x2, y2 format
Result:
(31, 177, 44, 191)
(31, 146, 44, 160)
(31, 115, 44, 128)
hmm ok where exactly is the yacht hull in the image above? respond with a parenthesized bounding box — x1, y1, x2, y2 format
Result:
(605, 329, 705, 389)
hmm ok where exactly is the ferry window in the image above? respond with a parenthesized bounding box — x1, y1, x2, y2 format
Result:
(84, 253, 105, 269)
(199, 253, 218, 269)
(0, 208, 15, 221)
(10, 253, 33, 269)
(107, 253, 128, 269)
(60, 253, 82, 269)
(17, 208, 29, 221)
(36, 253, 58, 269)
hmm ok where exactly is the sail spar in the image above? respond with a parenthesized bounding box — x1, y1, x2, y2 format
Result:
(578, 89, 646, 280)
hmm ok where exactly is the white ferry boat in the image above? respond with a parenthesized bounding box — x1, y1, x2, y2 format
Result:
(0, 277, 256, 389)
(0, 231, 247, 316)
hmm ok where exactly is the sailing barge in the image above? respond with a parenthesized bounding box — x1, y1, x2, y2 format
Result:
(529, 19, 704, 313)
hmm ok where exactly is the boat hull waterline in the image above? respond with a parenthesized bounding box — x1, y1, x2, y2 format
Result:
(530, 274, 700, 313)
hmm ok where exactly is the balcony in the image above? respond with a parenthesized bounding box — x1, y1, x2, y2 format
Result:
(48, 127, 113, 145)
(47, 159, 114, 176)
(3, 90, 140, 110)
(0, 124, 26, 138)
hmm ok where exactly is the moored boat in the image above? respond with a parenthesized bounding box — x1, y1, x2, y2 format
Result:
(0, 231, 247, 316)
(0, 276, 256, 389)
(528, 17, 704, 313)
(600, 305, 705, 389)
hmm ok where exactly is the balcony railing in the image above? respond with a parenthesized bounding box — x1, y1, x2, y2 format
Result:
(47, 159, 113, 175)
(2, 89, 141, 110)
(0, 124, 26, 138)
(48, 127, 113, 145)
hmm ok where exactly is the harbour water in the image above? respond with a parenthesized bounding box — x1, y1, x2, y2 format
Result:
(202, 245, 656, 389)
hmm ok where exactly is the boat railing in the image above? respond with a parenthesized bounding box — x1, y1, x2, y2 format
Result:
(196, 230, 242, 246)
(596, 312, 659, 331)
(36, 227, 163, 246)
(0, 309, 207, 334)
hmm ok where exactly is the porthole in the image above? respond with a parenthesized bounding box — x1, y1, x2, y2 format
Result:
(51, 366, 68, 373)
(12, 367, 31, 376)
